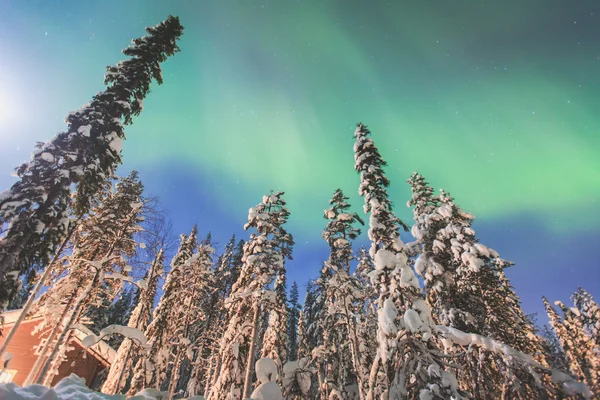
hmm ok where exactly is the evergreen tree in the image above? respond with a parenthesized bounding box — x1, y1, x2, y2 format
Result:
(209, 192, 293, 400)
(545, 297, 599, 393)
(540, 325, 568, 371)
(0, 15, 184, 308)
(352, 247, 378, 398)
(7, 270, 37, 310)
(298, 281, 321, 400)
(102, 249, 164, 395)
(354, 123, 462, 399)
(187, 235, 245, 397)
(572, 287, 600, 348)
(262, 271, 289, 367)
(31, 172, 145, 385)
(128, 226, 198, 394)
(287, 281, 301, 361)
(315, 189, 364, 398)
(299, 281, 318, 359)
(168, 242, 215, 398)
(408, 174, 552, 398)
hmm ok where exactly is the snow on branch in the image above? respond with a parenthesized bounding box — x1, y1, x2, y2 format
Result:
(105, 271, 148, 290)
(435, 325, 592, 398)
(82, 324, 148, 349)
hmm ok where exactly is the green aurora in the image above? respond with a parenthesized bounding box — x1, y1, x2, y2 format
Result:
(1, 0, 599, 235)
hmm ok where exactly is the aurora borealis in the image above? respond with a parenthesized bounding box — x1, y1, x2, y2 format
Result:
(0, 1, 598, 321)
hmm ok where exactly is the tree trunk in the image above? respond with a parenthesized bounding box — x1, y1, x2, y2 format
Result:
(203, 347, 217, 398)
(242, 301, 261, 399)
(36, 268, 101, 384)
(342, 297, 365, 400)
(23, 287, 78, 386)
(101, 339, 133, 394)
(0, 227, 75, 361)
(366, 352, 380, 400)
(168, 350, 183, 399)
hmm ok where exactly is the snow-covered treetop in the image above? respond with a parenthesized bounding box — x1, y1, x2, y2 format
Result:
(407, 172, 437, 224)
(353, 123, 409, 257)
(234, 191, 294, 294)
(322, 189, 363, 271)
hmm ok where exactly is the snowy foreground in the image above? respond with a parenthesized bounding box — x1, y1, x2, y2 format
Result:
(0, 359, 287, 400)
(0, 375, 180, 400)
(0, 374, 278, 400)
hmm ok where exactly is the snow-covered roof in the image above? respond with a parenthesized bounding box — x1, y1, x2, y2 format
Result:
(1, 308, 42, 325)
(71, 325, 116, 365)
(1, 309, 116, 365)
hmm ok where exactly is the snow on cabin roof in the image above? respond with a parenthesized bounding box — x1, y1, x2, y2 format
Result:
(1, 308, 43, 325)
(1, 309, 116, 365)
(71, 324, 116, 365)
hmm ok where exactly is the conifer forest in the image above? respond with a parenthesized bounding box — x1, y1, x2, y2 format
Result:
(0, 6, 599, 400)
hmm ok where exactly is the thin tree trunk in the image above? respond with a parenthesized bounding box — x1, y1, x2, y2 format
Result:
(168, 350, 183, 398)
(36, 208, 137, 384)
(115, 341, 133, 394)
(203, 348, 217, 398)
(242, 301, 261, 399)
(102, 339, 133, 394)
(36, 268, 101, 384)
(366, 352, 380, 400)
(23, 288, 78, 386)
(342, 297, 365, 400)
(0, 225, 75, 360)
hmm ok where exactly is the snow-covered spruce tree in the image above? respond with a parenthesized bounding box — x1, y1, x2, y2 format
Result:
(545, 297, 599, 393)
(128, 226, 198, 395)
(167, 243, 215, 399)
(85, 282, 136, 346)
(352, 247, 378, 398)
(540, 325, 568, 371)
(31, 172, 144, 385)
(297, 281, 319, 399)
(0, 16, 184, 309)
(287, 281, 301, 362)
(187, 235, 246, 398)
(7, 270, 37, 310)
(106, 285, 137, 347)
(101, 249, 164, 395)
(261, 270, 289, 368)
(209, 192, 294, 400)
(299, 281, 318, 360)
(573, 287, 600, 348)
(408, 174, 554, 397)
(354, 123, 463, 399)
(314, 189, 364, 399)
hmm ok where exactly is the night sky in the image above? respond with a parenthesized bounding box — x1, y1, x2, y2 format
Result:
(0, 0, 598, 325)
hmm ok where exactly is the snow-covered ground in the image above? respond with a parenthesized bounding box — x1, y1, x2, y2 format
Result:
(0, 374, 204, 400)
(0, 357, 298, 400)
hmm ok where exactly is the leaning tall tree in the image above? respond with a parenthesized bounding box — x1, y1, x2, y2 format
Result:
(353, 123, 463, 399)
(0, 15, 184, 309)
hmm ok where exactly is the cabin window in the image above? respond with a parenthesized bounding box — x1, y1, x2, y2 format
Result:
(0, 369, 17, 383)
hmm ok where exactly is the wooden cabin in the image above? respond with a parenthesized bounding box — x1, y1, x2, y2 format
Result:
(0, 309, 115, 388)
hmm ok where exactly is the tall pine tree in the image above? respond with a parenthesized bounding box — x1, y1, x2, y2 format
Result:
(128, 226, 197, 394)
(0, 16, 184, 308)
(544, 297, 599, 394)
(209, 192, 293, 400)
(101, 249, 164, 395)
(30, 172, 144, 385)
(572, 287, 600, 349)
(316, 189, 364, 399)
(287, 281, 301, 362)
